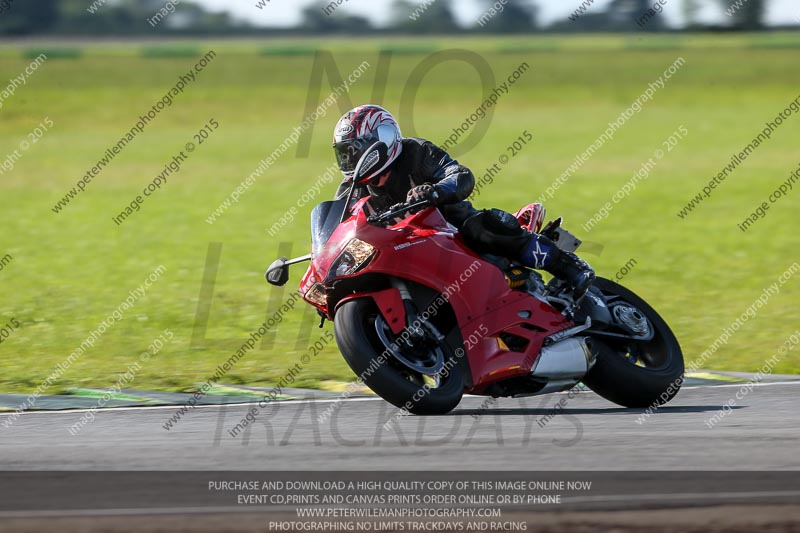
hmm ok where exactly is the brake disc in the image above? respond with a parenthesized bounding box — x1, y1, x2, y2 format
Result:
(374, 315, 445, 375)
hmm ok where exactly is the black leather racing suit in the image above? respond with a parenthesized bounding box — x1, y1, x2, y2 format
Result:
(333, 137, 531, 261)
(332, 137, 594, 298)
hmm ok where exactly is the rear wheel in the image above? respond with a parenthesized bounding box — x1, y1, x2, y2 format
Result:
(583, 277, 684, 408)
(334, 298, 464, 415)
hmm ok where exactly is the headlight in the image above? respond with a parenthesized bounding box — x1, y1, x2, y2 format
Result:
(330, 238, 376, 278)
(305, 283, 327, 307)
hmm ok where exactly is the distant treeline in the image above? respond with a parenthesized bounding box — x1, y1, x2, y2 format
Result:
(0, 0, 774, 36)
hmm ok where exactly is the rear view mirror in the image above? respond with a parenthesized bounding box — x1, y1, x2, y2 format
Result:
(266, 257, 290, 286)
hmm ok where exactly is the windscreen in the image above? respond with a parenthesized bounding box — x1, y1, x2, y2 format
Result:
(310, 198, 347, 255)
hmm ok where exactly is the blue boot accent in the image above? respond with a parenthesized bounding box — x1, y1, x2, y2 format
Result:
(519, 234, 595, 300)
(520, 234, 556, 270)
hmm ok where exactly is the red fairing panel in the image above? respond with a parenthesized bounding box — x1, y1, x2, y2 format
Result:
(329, 208, 571, 390)
(302, 201, 573, 391)
(336, 288, 406, 335)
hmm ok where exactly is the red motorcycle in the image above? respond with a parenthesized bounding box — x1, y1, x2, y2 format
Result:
(267, 143, 684, 414)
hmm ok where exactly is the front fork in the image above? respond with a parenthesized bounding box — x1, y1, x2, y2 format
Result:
(390, 278, 445, 344)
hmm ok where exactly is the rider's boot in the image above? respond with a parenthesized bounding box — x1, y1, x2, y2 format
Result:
(519, 234, 595, 300)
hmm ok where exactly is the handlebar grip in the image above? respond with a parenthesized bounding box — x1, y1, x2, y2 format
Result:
(368, 200, 432, 224)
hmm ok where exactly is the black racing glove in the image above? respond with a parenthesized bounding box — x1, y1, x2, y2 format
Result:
(406, 183, 442, 206)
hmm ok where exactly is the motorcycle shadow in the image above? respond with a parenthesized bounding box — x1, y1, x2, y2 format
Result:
(449, 405, 742, 416)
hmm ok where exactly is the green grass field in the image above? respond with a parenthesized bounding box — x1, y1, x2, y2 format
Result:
(1, 34, 799, 395)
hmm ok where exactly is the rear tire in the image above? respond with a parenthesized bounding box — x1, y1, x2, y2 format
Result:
(583, 277, 684, 408)
(334, 298, 464, 415)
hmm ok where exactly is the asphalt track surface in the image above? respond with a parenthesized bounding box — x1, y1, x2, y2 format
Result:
(1, 382, 799, 531)
(1, 381, 798, 471)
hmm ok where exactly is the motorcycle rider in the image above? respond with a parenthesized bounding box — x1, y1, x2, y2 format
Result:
(331, 105, 594, 299)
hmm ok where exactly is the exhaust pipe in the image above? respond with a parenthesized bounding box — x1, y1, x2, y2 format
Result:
(531, 337, 595, 380)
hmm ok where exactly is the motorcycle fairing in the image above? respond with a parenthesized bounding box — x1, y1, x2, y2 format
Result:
(302, 200, 574, 390)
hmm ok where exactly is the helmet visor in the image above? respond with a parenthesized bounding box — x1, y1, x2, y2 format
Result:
(333, 141, 363, 175)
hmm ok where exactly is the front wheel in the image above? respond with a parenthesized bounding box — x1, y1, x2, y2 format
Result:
(334, 298, 464, 415)
(583, 277, 684, 408)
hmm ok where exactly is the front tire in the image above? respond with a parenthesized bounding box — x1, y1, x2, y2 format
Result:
(334, 298, 464, 415)
(583, 277, 684, 408)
